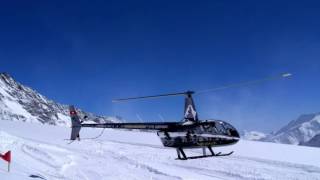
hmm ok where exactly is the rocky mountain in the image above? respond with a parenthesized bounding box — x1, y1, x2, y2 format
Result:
(266, 113, 320, 146)
(0, 72, 120, 126)
(300, 134, 320, 147)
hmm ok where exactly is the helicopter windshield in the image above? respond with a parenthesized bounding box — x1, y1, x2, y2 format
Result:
(207, 120, 239, 137)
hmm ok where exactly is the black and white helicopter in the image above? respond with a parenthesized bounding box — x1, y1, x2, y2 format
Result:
(69, 73, 291, 160)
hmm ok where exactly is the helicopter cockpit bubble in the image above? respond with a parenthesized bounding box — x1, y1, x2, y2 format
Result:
(206, 120, 239, 137)
(220, 121, 240, 137)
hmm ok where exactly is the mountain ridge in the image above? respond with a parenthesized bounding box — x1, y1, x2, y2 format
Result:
(264, 112, 320, 147)
(0, 72, 120, 126)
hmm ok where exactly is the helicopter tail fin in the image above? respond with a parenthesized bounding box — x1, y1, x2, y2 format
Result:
(184, 92, 198, 122)
(69, 105, 82, 140)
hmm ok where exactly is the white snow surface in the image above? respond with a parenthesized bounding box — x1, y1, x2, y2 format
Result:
(0, 120, 320, 180)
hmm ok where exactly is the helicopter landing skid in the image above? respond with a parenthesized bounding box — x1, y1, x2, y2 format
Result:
(175, 146, 233, 160)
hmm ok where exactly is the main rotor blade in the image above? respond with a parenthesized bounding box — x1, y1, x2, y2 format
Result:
(112, 73, 292, 102)
(196, 73, 292, 95)
(112, 91, 191, 102)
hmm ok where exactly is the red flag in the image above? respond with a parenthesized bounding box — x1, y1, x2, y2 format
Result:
(0, 151, 11, 163)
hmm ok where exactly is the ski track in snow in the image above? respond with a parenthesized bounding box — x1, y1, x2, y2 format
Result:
(98, 140, 320, 180)
(0, 121, 320, 180)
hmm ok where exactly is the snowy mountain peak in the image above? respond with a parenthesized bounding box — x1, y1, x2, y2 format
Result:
(275, 113, 318, 135)
(0, 72, 120, 126)
(1, 72, 13, 82)
(242, 130, 267, 141)
(267, 113, 320, 145)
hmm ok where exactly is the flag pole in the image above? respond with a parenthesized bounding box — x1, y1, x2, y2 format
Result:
(8, 162, 10, 172)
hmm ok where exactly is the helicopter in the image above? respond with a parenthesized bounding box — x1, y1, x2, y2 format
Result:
(69, 73, 292, 160)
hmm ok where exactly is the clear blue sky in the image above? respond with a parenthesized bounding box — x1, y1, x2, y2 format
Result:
(1, 0, 320, 132)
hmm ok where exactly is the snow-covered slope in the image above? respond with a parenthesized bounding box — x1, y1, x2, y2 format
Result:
(267, 113, 320, 145)
(241, 130, 267, 141)
(0, 72, 120, 126)
(0, 120, 320, 180)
